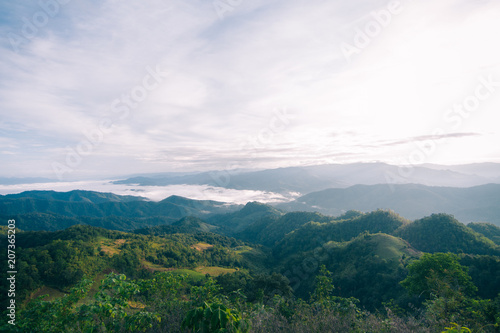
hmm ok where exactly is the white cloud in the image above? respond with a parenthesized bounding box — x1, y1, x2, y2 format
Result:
(0, 0, 499, 179)
(0, 180, 298, 204)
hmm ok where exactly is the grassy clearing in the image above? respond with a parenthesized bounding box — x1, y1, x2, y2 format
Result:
(25, 271, 110, 306)
(191, 242, 214, 251)
(98, 239, 126, 256)
(26, 286, 67, 303)
(170, 269, 206, 282)
(140, 259, 173, 272)
(233, 246, 254, 254)
(194, 266, 237, 276)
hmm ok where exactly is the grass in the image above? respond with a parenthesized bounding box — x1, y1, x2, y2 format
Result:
(140, 259, 174, 272)
(194, 266, 237, 276)
(191, 242, 214, 251)
(168, 266, 236, 280)
(233, 245, 254, 254)
(369, 233, 421, 261)
(98, 238, 127, 256)
(25, 271, 111, 306)
(26, 286, 67, 303)
(170, 269, 206, 282)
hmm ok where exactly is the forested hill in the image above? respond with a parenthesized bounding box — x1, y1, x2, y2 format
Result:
(276, 183, 500, 225)
(0, 190, 240, 231)
(2, 190, 500, 331)
(1, 190, 147, 203)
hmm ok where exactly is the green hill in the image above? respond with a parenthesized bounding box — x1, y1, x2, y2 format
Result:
(467, 222, 500, 245)
(135, 216, 219, 235)
(2, 190, 146, 203)
(396, 214, 500, 255)
(281, 232, 420, 309)
(208, 201, 283, 233)
(0, 191, 239, 231)
(273, 210, 409, 259)
(237, 211, 332, 246)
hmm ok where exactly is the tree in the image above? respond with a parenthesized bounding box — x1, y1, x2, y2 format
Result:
(401, 253, 477, 300)
(310, 265, 334, 303)
(401, 253, 480, 329)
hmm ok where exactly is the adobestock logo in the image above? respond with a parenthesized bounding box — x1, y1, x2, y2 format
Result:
(443, 74, 500, 129)
(340, 0, 404, 62)
(385, 73, 499, 190)
(51, 64, 168, 180)
(213, 0, 243, 20)
(7, 0, 71, 53)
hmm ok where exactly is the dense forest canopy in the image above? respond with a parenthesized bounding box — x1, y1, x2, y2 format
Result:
(1, 191, 500, 332)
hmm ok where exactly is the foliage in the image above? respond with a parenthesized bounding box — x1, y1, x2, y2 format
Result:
(273, 210, 409, 258)
(310, 265, 334, 304)
(10, 273, 161, 332)
(401, 253, 477, 299)
(280, 233, 414, 310)
(396, 214, 500, 255)
(459, 254, 500, 299)
(468, 222, 500, 245)
(442, 322, 472, 332)
(3, 205, 500, 332)
(182, 302, 250, 333)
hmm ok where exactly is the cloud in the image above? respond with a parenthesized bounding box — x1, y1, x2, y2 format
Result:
(368, 132, 482, 148)
(0, 180, 299, 204)
(0, 0, 499, 178)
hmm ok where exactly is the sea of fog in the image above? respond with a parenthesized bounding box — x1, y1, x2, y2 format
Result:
(0, 181, 300, 205)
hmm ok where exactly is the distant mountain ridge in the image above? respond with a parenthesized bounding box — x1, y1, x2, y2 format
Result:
(276, 183, 500, 226)
(2, 190, 146, 204)
(0, 190, 241, 231)
(113, 162, 500, 194)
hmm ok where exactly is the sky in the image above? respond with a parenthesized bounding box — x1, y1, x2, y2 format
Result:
(1, 0, 500, 181)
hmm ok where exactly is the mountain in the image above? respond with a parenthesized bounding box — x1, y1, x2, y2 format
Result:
(6, 213, 182, 232)
(207, 201, 283, 233)
(2, 190, 146, 203)
(280, 232, 421, 309)
(272, 210, 410, 259)
(134, 216, 220, 235)
(468, 222, 500, 245)
(395, 214, 500, 255)
(0, 190, 239, 231)
(276, 183, 500, 226)
(423, 163, 500, 180)
(113, 162, 500, 195)
(236, 211, 334, 247)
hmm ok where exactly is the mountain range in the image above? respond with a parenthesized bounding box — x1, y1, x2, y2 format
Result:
(112, 162, 500, 195)
(276, 183, 500, 225)
(2, 182, 500, 232)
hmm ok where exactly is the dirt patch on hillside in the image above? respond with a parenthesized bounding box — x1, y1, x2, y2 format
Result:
(191, 242, 214, 251)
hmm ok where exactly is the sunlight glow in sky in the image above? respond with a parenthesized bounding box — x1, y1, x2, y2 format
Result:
(1, 0, 499, 180)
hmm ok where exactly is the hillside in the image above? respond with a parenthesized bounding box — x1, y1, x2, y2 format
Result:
(273, 210, 409, 259)
(467, 222, 500, 245)
(207, 201, 283, 233)
(276, 183, 500, 225)
(236, 211, 334, 247)
(395, 214, 500, 255)
(1, 224, 260, 303)
(135, 216, 220, 235)
(2, 201, 500, 332)
(0, 190, 240, 231)
(1, 190, 147, 203)
(280, 233, 421, 309)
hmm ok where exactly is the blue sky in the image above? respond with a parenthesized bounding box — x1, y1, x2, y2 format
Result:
(1, 0, 500, 180)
